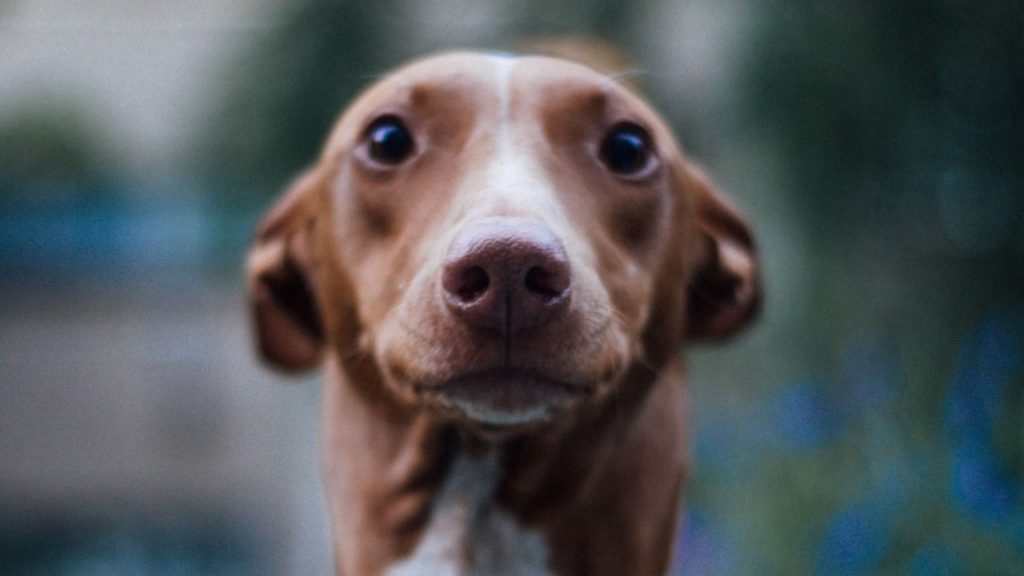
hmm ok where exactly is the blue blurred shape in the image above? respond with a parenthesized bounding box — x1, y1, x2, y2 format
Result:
(951, 446, 1016, 523)
(816, 502, 891, 576)
(945, 307, 1023, 526)
(0, 183, 210, 278)
(773, 378, 842, 450)
(909, 544, 964, 576)
(677, 509, 735, 576)
(946, 310, 1021, 436)
(0, 201, 128, 271)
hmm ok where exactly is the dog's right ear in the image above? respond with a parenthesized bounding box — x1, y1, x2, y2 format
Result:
(246, 169, 325, 371)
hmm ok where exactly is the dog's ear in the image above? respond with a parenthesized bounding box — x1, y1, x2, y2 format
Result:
(685, 166, 761, 341)
(246, 169, 325, 371)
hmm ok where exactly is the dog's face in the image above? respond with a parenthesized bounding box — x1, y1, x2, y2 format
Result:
(247, 53, 759, 433)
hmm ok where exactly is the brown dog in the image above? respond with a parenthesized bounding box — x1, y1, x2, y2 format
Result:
(247, 52, 759, 576)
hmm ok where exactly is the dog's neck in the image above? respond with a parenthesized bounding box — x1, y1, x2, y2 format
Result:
(386, 446, 552, 576)
(321, 354, 689, 576)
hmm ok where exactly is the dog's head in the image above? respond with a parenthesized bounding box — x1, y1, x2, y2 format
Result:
(247, 53, 759, 433)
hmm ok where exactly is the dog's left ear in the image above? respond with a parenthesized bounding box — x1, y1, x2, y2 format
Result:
(246, 169, 325, 371)
(684, 166, 761, 341)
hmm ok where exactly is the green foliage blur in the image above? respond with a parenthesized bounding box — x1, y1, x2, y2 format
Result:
(0, 102, 116, 205)
(744, 0, 1022, 337)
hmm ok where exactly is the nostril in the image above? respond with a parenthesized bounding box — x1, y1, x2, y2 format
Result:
(524, 265, 565, 299)
(443, 261, 492, 305)
(458, 266, 490, 302)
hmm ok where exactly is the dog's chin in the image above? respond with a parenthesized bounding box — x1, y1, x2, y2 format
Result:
(415, 370, 593, 434)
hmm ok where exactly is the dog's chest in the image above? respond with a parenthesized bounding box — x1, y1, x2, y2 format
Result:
(385, 451, 551, 576)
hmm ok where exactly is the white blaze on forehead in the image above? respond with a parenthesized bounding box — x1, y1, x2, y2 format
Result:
(437, 54, 599, 274)
(493, 54, 515, 123)
(462, 55, 567, 225)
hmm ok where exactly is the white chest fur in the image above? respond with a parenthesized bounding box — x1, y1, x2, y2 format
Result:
(386, 451, 551, 576)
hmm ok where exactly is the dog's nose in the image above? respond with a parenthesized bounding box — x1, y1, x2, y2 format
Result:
(442, 219, 571, 336)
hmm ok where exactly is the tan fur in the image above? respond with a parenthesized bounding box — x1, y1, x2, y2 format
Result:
(247, 52, 760, 576)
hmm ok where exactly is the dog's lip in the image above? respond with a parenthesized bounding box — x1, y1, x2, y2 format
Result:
(414, 369, 591, 428)
(416, 368, 587, 391)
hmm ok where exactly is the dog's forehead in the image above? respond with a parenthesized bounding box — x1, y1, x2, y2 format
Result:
(339, 53, 636, 124)
(387, 52, 614, 95)
(324, 52, 673, 161)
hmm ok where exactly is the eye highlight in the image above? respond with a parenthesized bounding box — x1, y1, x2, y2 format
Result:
(366, 116, 415, 165)
(599, 123, 655, 177)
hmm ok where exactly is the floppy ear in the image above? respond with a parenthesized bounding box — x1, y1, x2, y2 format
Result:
(246, 169, 325, 371)
(685, 166, 761, 341)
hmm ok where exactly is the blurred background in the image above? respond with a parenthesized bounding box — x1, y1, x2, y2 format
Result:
(0, 0, 1021, 574)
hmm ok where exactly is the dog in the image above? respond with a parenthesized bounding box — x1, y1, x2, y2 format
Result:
(247, 51, 759, 576)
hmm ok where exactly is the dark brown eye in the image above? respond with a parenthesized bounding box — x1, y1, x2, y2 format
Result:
(599, 123, 653, 176)
(367, 116, 414, 164)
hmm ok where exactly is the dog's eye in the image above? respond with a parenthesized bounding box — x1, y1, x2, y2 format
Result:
(367, 116, 414, 165)
(599, 123, 654, 177)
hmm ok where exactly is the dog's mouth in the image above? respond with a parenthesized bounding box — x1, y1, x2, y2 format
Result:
(414, 369, 592, 430)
